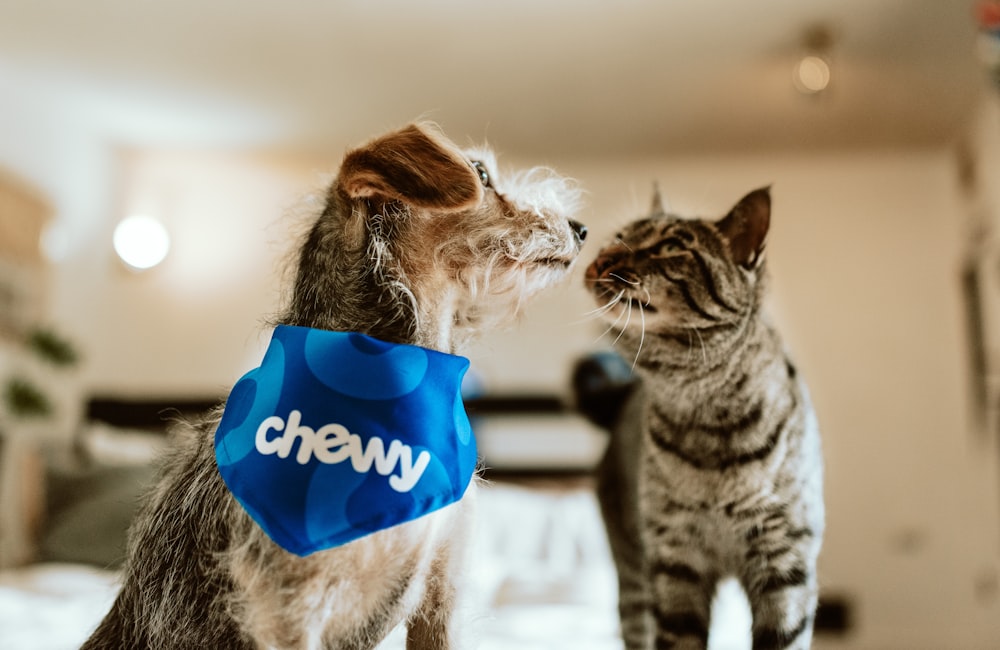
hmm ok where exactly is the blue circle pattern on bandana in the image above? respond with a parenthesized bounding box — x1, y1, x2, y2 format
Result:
(215, 325, 476, 556)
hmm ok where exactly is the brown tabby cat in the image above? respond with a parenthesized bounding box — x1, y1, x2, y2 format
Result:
(579, 187, 824, 650)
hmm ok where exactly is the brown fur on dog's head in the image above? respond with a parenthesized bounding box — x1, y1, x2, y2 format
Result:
(337, 123, 483, 211)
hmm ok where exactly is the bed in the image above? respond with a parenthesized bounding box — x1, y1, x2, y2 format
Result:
(1, 395, 851, 649)
(0, 396, 625, 650)
(0, 482, 623, 650)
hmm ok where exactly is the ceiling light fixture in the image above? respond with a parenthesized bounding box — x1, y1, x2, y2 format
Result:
(793, 24, 834, 96)
(113, 214, 171, 270)
(794, 55, 831, 94)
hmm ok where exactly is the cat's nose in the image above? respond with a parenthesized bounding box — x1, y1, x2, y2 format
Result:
(586, 250, 634, 285)
(585, 254, 613, 282)
(568, 219, 588, 244)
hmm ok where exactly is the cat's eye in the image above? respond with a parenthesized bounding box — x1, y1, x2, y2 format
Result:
(471, 161, 490, 188)
(657, 237, 686, 255)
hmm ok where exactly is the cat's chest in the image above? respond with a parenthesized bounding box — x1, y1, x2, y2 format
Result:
(641, 445, 776, 504)
(635, 392, 797, 508)
(637, 446, 789, 562)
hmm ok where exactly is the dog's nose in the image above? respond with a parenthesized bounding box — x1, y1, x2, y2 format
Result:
(568, 219, 588, 244)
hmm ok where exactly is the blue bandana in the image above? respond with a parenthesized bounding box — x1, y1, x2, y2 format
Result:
(214, 325, 477, 556)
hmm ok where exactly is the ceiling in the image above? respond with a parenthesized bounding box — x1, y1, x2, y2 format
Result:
(0, 0, 989, 159)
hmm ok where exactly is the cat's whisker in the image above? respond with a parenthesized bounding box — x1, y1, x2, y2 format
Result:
(609, 272, 640, 287)
(611, 297, 633, 348)
(631, 300, 646, 373)
(573, 291, 626, 325)
(594, 318, 623, 345)
(593, 296, 630, 343)
(589, 291, 626, 315)
(694, 327, 707, 365)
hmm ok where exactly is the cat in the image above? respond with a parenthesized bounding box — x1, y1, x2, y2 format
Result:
(576, 187, 824, 650)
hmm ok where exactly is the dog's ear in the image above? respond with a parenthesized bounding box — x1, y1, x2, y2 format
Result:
(716, 186, 770, 269)
(337, 123, 484, 211)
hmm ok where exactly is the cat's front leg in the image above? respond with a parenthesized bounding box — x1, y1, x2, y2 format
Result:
(653, 571, 710, 650)
(646, 544, 716, 650)
(740, 507, 821, 650)
(743, 563, 818, 650)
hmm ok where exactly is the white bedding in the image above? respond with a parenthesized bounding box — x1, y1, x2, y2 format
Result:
(0, 563, 119, 650)
(0, 482, 624, 650)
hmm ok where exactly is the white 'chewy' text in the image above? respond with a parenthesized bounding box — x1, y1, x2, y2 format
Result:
(255, 410, 431, 493)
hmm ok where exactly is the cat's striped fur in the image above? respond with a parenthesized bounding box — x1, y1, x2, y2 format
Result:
(580, 188, 824, 650)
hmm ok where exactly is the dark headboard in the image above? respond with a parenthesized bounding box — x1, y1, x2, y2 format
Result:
(86, 396, 223, 431)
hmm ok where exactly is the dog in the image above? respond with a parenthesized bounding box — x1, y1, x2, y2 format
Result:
(82, 122, 586, 650)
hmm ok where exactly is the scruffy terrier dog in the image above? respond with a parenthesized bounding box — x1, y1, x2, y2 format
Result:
(83, 122, 586, 649)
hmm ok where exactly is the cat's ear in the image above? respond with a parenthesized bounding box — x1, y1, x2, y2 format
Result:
(650, 183, 666, 216)
(717, 187, 770, 269)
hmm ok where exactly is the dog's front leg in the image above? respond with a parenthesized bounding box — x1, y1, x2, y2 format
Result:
(405, 554, 460, 649)
(405, 487, 477, 650)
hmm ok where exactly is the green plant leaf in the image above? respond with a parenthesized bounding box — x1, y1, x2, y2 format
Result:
(26, 327, 79, 367)
(3, 378, 53, 418)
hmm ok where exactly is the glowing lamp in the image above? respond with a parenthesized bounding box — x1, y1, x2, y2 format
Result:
(793, 55, 831, 94)
(113, 215, 170, 270)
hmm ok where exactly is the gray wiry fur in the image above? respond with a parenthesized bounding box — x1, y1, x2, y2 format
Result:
(83, 122, 585, 650)
(582, 188, 824, 650)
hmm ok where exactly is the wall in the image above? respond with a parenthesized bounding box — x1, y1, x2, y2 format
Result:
(0, 73, 114, 566)
(956, 94, 1000, 646)
(83, 149, 328, 397)
(0, 70, 116, 385)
